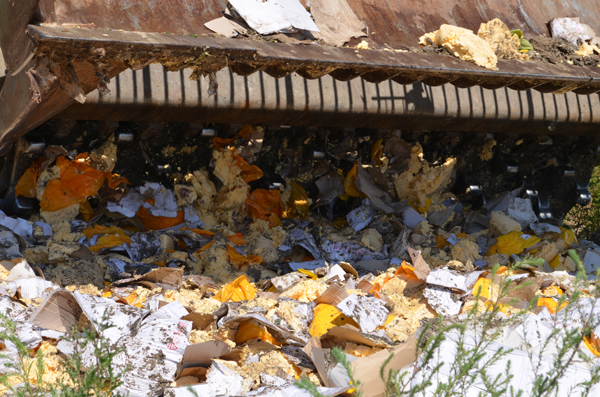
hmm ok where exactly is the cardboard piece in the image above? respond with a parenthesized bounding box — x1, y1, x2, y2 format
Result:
(182, 312, 216, 331)
(183, 274, 218, 296)
(180, 340, 231, 370)
(29, 290, 82, 333)
(315, 284, 350, 306)
(338, 262, 358, 279)
(204, 16, 248, 37)
(112, 266, 183, 289)
(407, 246, 431, 281)
(355, 279, 374, 293)
(322, 325, 393, 348)
(311, 336, 417, 394)
(310, 0, 366, 46)
(506, 276, 546, 302)
(351, 336, 418, 397)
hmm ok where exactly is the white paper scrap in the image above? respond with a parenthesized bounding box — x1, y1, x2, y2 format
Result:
(74, 293, 147, 343)
(347, 201, 376, 231)
(423, 285, 462, 316)
(229, 0, 320, 35)
(8, 277, 58, 300)
(151, 301, 189, 320)
(206, 360, 245, 396)
(135, 316, 192, 363)
(529, 222, 561, 237)
(583, 250, 600, 274)
(426, 268, 467, 291)
(107, 190, 145, 217)
(7, 259, 36, 281)
(507, 198, 538, 229)
(113, 336, 179, 397)
(337, 294, 389, 333)
(324, 264, 347, 281)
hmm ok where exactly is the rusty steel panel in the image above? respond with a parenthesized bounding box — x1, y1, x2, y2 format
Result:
(57, 64, 600, 137)
(0, 0, 39, 75)
(35, 0, 600, 50)
(26, 25, 600, 95)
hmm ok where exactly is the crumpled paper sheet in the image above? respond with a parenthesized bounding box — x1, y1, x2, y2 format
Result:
(228, 0, 319, 35)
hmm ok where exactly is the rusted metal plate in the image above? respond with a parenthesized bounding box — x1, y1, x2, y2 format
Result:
(35, 0, 600, 50)
(0, 0, 39, 75)
(57, 64, 600, 137)
(0, 54, 127, 155)
(27, 25, 600, 94)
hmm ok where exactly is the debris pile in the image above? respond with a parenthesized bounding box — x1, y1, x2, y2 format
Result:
(419, 17, 600, 68)
(0, 124, 598, 396)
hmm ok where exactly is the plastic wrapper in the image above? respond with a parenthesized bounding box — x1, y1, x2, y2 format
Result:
(235, 320, 282, 345)
(214, 275, 257, 302)
(15, 157, 45, 198)
(231, 149, 264, 183)
(343, 163, 362, 197)
(309, 304, 359, 337)
(282, 182, 310, 220)
(487, 231, 541, 256)
(88, 235, 132, 253)
(246, 189, 282, 227)
(40, 155, 106, 212)
(227, 245, 262, 268)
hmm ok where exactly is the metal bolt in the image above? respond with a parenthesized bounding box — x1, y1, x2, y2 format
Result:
(116, 132, 134, 143)
(466, 185, 482, 195)
(157, 164, 171, 173)
(313, 151, 326, 160)
(526, 189, 538, 198)
(24, 140, 45, 154)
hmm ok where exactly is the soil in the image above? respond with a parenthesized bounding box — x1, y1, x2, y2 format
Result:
(415, 34, 600, 67)
(528, 35, 600, 66)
